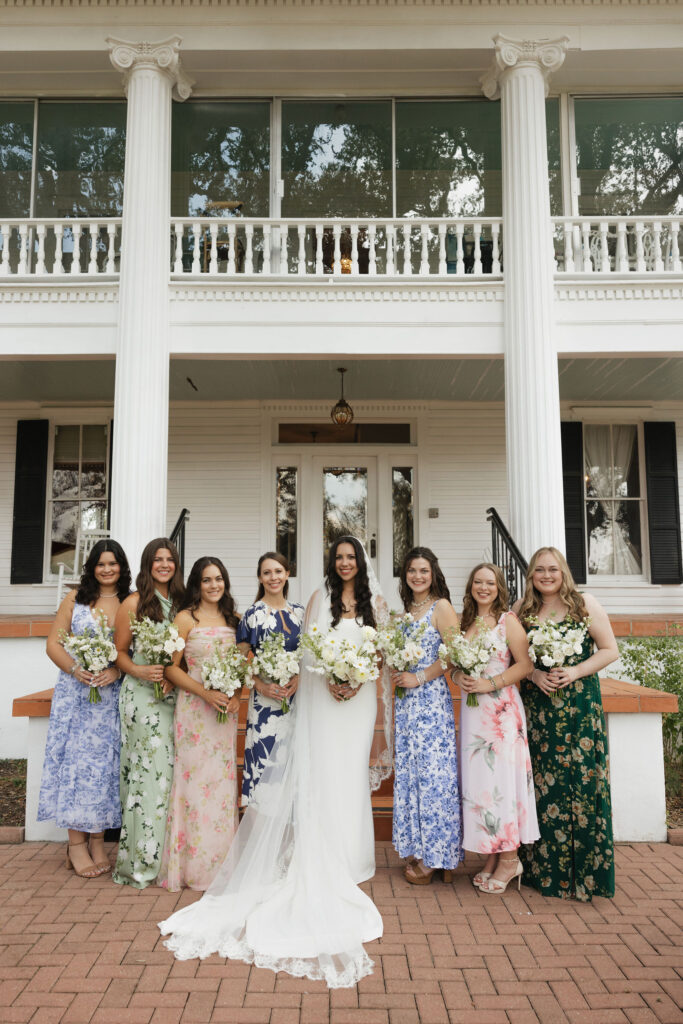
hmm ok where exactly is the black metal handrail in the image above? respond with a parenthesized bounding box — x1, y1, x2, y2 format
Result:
(170, 507, 190, 572)
(486, 506, 528, 605)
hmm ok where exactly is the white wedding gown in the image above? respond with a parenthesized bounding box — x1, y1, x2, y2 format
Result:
(159, 604, 388, 987)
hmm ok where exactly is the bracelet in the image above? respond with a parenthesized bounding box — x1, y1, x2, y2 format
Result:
(415, 669, 426, 686)
(70, 663, 78, 676)
(487, 675, 497, 692)
(499, 673, 507, 689)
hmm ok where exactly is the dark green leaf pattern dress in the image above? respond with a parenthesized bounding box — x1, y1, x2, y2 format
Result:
(520, 623, 615, 901)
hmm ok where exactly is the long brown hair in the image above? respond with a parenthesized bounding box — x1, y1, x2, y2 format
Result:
(255, 551, 290, 602)
(180, 556, 240, 629)
(460, 562, 508, 634)
(135, 538, 185, 622)
(398, 547, 450, 611)
(325, 536, 375, 629)
(518, 546, 588, 625)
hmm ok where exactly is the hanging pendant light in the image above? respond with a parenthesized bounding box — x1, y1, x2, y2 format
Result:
(330, 367, 354, 427)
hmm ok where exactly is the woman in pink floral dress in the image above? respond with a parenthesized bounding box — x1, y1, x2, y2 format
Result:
(157, 557, 241, 891)
(455, 564, 539, 894)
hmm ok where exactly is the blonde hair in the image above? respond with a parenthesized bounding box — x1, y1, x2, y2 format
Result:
(460, 562, 509, 634)
(518, 546, 588, 625)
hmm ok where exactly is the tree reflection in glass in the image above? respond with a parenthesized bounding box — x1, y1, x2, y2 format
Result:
(322, 468, 368, 566)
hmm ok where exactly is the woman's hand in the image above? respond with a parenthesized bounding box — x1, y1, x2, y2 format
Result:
(461, 675, 493, 695)
(548, 665, 579, 689)
(226, 694, 241, 715)
(531, 668, 557, 695)
(161, 679, 175, 697)
(390, 671, 420, 691)
(328, 682, 358, 702)
(135, 664, 165, 684)
(202, 688, 231, 713)
(73, 665, 94, 687)
(90, 666, 120, 688)
(283, 674, 299, 698)
(255, 676, 290, 702)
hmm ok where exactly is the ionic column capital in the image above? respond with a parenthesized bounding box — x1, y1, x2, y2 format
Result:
(106, 35, 194, 101)
(480, 34, 569, 100)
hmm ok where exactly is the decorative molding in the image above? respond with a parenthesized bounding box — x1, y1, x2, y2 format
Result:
(481, 34, 569, 100)
(0, 284, 119, 304)
(262, 400, 432, 414)
(107, 36, 194, 101)
(0, 0, 678, 8)
(169, 282, 505, 304)
(555, 282, 683, 301)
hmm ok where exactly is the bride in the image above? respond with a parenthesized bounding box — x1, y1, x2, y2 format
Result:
(159, 535, 392, 988)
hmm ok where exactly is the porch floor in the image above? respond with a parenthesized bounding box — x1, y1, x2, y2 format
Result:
(0, 840, 681, 1024)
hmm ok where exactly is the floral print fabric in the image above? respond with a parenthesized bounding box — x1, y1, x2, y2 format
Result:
(521, 624, 615, 901)
(459, 613, 539, 854)
(392, 604, 463, 870)
(157, 626, 239, 891)
(113, 591, 176, 889)
(37, 602, 121, 832)
(236, 601, 304, 806)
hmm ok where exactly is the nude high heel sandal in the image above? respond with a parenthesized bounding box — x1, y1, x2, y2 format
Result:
(65, 841, 101, 879)
(479, 859, 523, 894)
(88, 832, 112, 874)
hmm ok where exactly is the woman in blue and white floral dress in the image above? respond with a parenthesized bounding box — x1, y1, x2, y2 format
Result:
(236, 552, 303, 805)
(390, 547, 464, 884)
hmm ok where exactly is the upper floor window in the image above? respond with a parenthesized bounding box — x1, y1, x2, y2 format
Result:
(584, 423, 644, 576)
(0, 101, 33, 217)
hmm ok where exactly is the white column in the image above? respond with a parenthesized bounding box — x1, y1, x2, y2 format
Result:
(106, 37, 193, 570)
(482, 36, 569, 558)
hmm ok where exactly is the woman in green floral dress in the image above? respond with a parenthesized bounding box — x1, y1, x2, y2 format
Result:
(515, 547, 619, 902)
(113, 538, 185, 888)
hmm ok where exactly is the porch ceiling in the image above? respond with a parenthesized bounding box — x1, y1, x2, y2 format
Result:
(0, 356, 681, 404)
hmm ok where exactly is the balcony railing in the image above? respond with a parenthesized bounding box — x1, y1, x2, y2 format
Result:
(170, 217, 503, 278)
(0, 219, 122, 277)
(553, 216, 682, 274)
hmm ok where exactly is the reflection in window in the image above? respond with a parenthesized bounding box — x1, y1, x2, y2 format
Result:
(276, 467, 298, 577)
(0, 101, 34, 217)
(546, 98, 563, 216)
(322, 467, 368, 566)
(584, 424, 642, 576)
(278, 423, 411, 445)
(50, 424, 109, 575)
(392, 468, 414, 576)
(575, 96, 683, 216)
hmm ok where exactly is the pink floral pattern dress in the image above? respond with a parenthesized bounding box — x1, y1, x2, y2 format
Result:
(158, 626, 239, 891)
(459, 612, 540, 854)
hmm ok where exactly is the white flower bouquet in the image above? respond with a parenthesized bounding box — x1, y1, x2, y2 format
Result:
(251, 631, 301, 714)
(59, 610, 117, 704)
(526, 616, 590, 671)
(439, 619, 496, 708)
(201, 639, 253, 722)
(129, 614, 186, 699)
(301, 624, 380, 699)
(377, 612, 428, 699)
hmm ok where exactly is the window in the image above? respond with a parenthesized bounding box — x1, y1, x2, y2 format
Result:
(392, 467, 415, 576)
(278, 423, 411, 444)
(48, 423, 110, 576)
(275, 466, 298, 576)
(0, 101, 34, 217)
(584, 424, 644, 576)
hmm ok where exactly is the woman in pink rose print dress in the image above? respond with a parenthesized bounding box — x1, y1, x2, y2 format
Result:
(455, 564, 539, 895)
(157, 557, 242, 891)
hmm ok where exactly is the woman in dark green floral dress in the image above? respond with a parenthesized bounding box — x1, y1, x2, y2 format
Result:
(515, 547, 619, 902)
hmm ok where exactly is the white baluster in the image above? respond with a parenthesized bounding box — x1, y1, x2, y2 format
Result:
(70, 223, 81, 275)
(0, 224, 10, 276)
(652, 221, 663, 273)
(53, 223, 64, 275)
(173, 222, 184, 273)
(35, 222, 46, 275)
(227, 223, 236, 275)
(635, 222, 645, 272)
(581, 222, 592, 272)
(455, 223, 465, 276)
(333, 224, 341, 274)
(386, 223, 395, 277)
(419, 224, 430, 276)
(244, 223, 254, 275)
(563, 222, 574, 273)
(88, 223, 99, 274)
(368, 223, 377, 276)
(437, 224, 447, 275)
(262, 223, 272, 275)
(208, 222, 218, 274)
(616, 221, 628, 273)
(599, 220, 610, 272)
(350, 224, 359, 275)
(297, 223, 306, 275)
(191, 222, 201, 274)
(280, 224, 289, 274)
(315, 223, 323, 276)
(670, 221, 681, 273)
(473, 230, 482, 275)
(402, 224, 412, 275)
(17, 223, 28, 275)
(491, 223, 501, 275)
(106, 223, 117, 274)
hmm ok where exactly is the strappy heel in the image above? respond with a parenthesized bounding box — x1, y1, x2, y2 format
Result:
(88, 832, 112, 874)
(479, 859, 523, 894)
(65, 840, 101, 879)
(404, 861, 453, 885)
(472, 871, 492, 889)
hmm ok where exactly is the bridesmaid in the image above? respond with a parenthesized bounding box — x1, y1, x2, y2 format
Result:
(157, 557, 241, 891)
(390, 547, 463, 884)
(236, 552, 303, 806)
(515, 546, 618, 901)
(113, 538, 185, 888)
(455, 563, 539, 894)
(38, 540, 131, 877)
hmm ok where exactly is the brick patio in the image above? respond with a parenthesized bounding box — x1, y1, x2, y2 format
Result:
(1, 841, 681, 1024)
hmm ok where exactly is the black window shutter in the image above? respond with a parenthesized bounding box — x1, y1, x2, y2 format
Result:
(561, 421, 586, 585)
(11, 419, 49, 584)
(644, 422, 683, 585)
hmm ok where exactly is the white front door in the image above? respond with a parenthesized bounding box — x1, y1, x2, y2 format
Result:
(311, 455, 379, 587)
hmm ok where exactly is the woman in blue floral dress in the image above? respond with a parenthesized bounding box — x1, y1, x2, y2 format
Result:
(390, 547, 464, 883)
(236, 552, 303, 805)
(38, 540, 131, 878)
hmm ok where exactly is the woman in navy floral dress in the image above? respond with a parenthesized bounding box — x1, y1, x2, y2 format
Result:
(38, 540, 131, 878)
(236, 553, 303, 805)
(390, 547, 464, 884)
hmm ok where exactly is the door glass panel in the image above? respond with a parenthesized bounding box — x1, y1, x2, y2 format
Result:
(392, 467, 414, 576)
(322, 467, 368, 565)
(276, 467, 298, 576)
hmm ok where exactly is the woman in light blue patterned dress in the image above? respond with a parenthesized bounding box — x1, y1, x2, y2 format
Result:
(236, 552, 303, 806)
(38, 540, 131, 878)
(390, 547, 463, 884)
